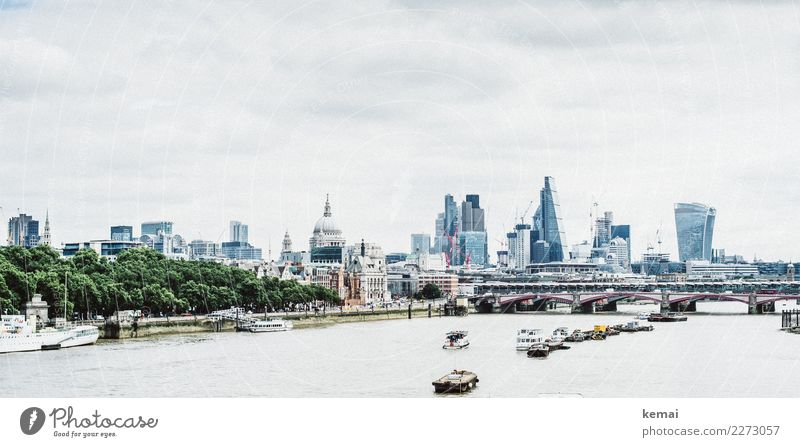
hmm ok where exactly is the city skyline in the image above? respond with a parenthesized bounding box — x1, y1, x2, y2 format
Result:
(2, 2, 799, 261)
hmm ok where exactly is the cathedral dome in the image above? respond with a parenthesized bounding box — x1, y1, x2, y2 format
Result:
(312, 195, 342, 235)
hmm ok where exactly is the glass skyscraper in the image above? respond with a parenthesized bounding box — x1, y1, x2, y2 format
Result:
(539, 176, 567, 262)
(674, 203, 716, 261)
(410, 233, 431, 255)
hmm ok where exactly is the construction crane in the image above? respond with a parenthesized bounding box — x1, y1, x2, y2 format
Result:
(519, 200, 534, 224)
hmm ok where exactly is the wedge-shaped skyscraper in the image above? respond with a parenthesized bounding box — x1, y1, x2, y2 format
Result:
(674, 202, 716, 261)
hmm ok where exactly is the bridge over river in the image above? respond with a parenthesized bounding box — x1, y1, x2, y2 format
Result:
(469, 280, 800, 314)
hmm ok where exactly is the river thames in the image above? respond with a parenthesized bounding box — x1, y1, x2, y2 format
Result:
(2, 303, 799, 398)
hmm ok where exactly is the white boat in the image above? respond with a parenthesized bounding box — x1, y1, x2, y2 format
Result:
(551, 327, 569, 342)
(516, 328, 544, 351)
(0, 316, 99, 354)
(443, 331, 469, 349)
(637, 311, 651, 320)
(248, 319, 293, 333)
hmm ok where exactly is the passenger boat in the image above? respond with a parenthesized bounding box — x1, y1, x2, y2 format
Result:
(551, 327, 569, 342)
(637, 312, 651, 320)
(527, 343, 550, 358)
(443, 331, 469, 349)
(515, 328, 543, 351)
(248, 318, 293, 333)
(648, 312, 688, 322)
(432, 370, 479, 393)
(1, 316, 99, 354)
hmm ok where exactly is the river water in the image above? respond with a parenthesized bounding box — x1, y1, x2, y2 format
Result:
(2, 302, 799, 398)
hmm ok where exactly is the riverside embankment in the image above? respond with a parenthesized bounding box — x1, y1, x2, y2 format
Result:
(99, 305, 445, 339)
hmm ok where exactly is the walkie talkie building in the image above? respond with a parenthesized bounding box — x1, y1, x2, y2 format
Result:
(674, 202, 716, 262)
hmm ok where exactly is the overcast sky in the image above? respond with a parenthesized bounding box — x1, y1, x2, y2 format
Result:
(1, 0, 799, 261)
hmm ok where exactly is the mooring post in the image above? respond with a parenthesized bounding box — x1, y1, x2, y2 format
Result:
(408, 302, 412, 319)
(428, 303, 432, 318)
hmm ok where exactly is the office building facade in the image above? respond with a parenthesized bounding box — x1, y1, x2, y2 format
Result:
(110, 225, 134, 242)
(674, 203, 716, 261)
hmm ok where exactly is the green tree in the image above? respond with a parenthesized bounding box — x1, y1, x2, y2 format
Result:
(420, 283, 443, 300)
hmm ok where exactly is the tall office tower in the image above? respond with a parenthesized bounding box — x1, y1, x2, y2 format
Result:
(610, 224, 631, 264)
(607, 237, 630, 269)
(229, 220, 249, 243)
(594, 211, 613, 248)
(674, 203, 716, 261)
(460, 194, 486, 232)
(459, 231, 488, 267)
(459, 194, 487, 266)
(506, 230, 517, 269)
(7, 214, 40, 248)
(539, 176, 568, 262)
(42, 211, 51, 246)
(432, 213, 445, 254)
(513, 223, 532, 269)
(410, 233, 431, 255)
(442, 194, 459, 265)
(110, 225, 134, 242)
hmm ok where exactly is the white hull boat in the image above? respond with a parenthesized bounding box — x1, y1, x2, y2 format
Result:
(516, 328, 544, 351)
(248, 319, 293, 333)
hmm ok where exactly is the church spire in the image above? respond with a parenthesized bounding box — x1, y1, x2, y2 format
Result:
(43, 209, 51, 246)
(323, 193, 332, 217)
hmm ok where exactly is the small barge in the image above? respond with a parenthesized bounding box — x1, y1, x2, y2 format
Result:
(527, 343, 550, 358)
(432, 370, 479, 393)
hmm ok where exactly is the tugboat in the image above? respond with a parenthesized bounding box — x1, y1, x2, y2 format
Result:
(527, 343, 550, 358)
(516, 328, 544, 351)
(443, 331, 470, 349)
(648, 312, 688, 322)
(432, 370, 479, 393)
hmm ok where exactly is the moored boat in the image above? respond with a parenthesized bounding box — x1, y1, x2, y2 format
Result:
(551, 327, 569, 342)
(443, 331, 469, 349)
(516, 328, 543, 351)
(0, 316, 99, 354)
(564, 329, 585, 342)
(432, 370, 479, 393)
(648, 312, 688, 322)
(527, 343, 550, 358)
(248, 318, 293, 333)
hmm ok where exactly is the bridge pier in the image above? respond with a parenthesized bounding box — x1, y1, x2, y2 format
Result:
(748, 293, 759, 314)
(571, 293, 594, 313)
(661, 293, 670, 313)
(669, 300, 696, 312)
(596, 300, 617, 312)
(475, 301, 495, 314)
(500, 302, 516, 314)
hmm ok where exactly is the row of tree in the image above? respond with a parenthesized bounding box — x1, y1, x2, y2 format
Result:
(0, 246, 340, 319)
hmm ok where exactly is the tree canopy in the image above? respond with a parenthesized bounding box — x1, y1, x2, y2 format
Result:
(0, 246, 339, 319)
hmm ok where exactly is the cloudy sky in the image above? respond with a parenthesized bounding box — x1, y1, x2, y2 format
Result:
(1, 0, 799, 261)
